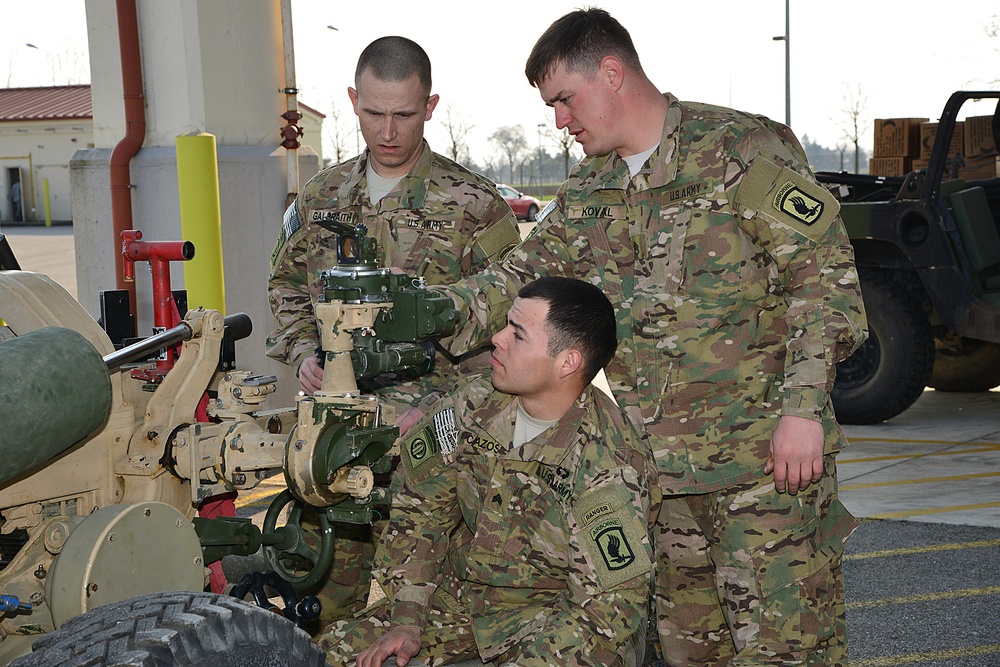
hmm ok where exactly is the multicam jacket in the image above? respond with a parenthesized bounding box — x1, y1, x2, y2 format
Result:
(437, 94, 868, 494)
(375, 377, 658, 665)
(266, 142, 520, 411)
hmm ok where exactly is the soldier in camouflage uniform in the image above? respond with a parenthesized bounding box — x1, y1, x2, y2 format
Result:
(427, 9, 868, 667)
(321, 277, 659, 667)
(266, 36, 520, 624)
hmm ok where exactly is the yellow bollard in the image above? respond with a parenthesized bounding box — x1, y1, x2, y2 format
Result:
(43, 179, 52, 227)
(176, 132, 226, 315)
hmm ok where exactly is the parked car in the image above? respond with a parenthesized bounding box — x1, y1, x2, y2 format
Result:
(496, 183, 541, 221)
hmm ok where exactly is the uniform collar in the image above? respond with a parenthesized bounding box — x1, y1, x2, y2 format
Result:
(338, 141, 434, 208)
(491, 389, 594, 467)
(571, 92, 682, 194)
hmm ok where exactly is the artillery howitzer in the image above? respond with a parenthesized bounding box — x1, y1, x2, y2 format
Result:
(0, 223, 456, 665)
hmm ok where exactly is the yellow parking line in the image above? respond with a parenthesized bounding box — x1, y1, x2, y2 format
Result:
(846, 586, 1000, 610)
(840, 471, 1000, 491)
(846, 538, 1000, 561)
(869, 500, 1000, 520)
(847, 437, 964, 445)
(849, 644, 1000, 667)
(839, 443, 1000, 464)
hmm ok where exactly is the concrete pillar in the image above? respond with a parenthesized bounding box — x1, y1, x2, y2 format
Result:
(72, 0, 315, 405)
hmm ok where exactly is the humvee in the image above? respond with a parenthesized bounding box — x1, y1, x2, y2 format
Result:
(821, 91, 1000, 424)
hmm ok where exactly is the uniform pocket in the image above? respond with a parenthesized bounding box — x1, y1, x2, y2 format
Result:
(736, 497, 858, 662)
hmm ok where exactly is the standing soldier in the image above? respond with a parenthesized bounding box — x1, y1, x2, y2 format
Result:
(430, 8, 867, 667)
(266, 36, 520, 622)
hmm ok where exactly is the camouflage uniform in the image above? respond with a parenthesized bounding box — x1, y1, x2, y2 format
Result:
(321, 377, 659, 667)
(266, 143, 520, 624)
(433, 94, 868, 666)
(266, 141, 520, 413)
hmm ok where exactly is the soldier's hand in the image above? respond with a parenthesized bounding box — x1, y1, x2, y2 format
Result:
(298, 355, 324, 394)
(765, 415, 823, 494)
(355, 625, 422, 667)
(397, 408, 425, 436)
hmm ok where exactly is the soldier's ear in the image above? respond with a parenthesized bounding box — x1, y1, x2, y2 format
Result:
(599, 56, 624, 93)
(425, 94, 440, 121)
(557, 347, 584, 380)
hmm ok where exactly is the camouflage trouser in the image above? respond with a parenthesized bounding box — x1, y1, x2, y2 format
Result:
(653, 455, 858, 667)
(318, 589, 481, 667)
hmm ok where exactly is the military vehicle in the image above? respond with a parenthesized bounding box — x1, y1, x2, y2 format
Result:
(820, 91, 1000, 424)
(0, 221, 456, 665)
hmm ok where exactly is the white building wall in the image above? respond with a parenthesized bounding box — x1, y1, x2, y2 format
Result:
(0, 119, 93, 223)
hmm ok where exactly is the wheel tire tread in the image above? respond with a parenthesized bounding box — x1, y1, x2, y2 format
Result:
(10, 592, 325, 667)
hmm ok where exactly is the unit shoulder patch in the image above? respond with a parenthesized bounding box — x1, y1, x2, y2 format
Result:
(400, 424, 442, 482)
(773, 181, 824, 225)
(399, 407, 459, 482)
(574, 481, 651, 590)
(734, 156, 841, 242)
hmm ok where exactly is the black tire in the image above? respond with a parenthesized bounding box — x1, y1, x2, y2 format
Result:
(832, 271, 934, 424)
(526, 204, 539, 222)
(928, 336, 1000, 392)
(10, 591, 326, 667)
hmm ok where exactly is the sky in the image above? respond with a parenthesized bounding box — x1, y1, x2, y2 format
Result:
(2, 1, 999, 166)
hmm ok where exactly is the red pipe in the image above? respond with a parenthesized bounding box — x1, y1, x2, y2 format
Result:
(122, 230, 195, 371)
(110, 0, 145, 334)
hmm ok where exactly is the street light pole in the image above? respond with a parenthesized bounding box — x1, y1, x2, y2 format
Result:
(772, 0, 791, 127)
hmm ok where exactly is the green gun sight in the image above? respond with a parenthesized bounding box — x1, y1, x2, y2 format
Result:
(319, 224, 458, 379)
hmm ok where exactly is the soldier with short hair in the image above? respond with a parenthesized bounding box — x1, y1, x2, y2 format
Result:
(267, 35, 520, 426)
(266, 35, 521, 624)
(321, 277, 659, 667)
(431, 8, 868, 667)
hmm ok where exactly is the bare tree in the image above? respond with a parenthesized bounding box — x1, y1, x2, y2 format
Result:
(322, 98, 352, 165)
(440, 104, 475, 164)
(836, 84, 869, 174)
(546, 127, 581, 179)
(489, 125, 528, 184)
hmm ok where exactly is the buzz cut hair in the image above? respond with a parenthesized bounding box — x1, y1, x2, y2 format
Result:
(355, 36, 432, 95)
(525, 7, 643, 88)
(517, 277, 618, 384)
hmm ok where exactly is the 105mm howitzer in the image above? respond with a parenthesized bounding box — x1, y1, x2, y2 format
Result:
(0, 223, 455, 665)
